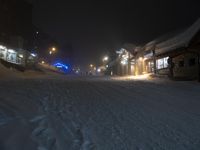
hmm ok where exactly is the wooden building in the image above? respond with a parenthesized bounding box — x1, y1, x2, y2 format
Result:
(108, 46, 135, 76)
(107, 18, 200, 81)
(155, 18, 200, 80)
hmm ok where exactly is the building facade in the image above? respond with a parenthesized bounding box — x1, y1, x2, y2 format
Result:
(109, 18, 200, 81)
(155, 18, 200, 80)
(109, 46, 135, 76)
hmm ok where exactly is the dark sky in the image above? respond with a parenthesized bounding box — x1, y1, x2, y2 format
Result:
(28, 0, 200, 67)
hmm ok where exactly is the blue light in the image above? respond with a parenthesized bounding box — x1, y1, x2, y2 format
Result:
(53, 62, 69, 72)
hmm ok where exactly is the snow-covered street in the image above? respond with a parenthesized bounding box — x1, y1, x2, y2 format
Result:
(0, 76, 200, 150)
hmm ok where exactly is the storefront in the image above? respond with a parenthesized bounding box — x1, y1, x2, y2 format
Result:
(0, 45, 7, 60)
(6, 49, 17, 64)
(155, 56, 170, 75)
(156, 57, 169, 70)
(143, 50, 154, 73)
(0, 45, 35, 67)
(155, 18, 200, 79)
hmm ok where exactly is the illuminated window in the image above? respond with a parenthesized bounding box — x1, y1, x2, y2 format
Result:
(156, 57, 169, 69)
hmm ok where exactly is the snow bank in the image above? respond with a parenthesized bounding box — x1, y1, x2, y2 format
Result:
(0, 62, 65, 80)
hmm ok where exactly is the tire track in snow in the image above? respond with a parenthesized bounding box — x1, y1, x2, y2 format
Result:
(1, 78, 200, 150)
(31, 80, 97, 150)
(84, 82, 131, 150)
(91, 81, 200, 149)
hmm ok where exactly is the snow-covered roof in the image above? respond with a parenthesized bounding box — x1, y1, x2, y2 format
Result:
(155, 18, 200, 55)
(134, 46, 143, 52)
(144, 28, 186, 52)
(122, 43, 137, 55)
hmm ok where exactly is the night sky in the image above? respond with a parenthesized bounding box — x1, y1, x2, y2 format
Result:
(28, 0, 200, 68)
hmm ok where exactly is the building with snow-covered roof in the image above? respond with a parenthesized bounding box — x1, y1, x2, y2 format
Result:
(140, 28, 187, 75)
(155, 18, 200, 56)
(106, 44, 138, 76)
(105, 18, 200, 81)
(154, 18, 200, 80)
(133, 18, 200, 80)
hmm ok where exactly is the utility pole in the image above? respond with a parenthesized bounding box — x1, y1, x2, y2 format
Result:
(128, 53, 131, 75)
(152, 49, 157, 74)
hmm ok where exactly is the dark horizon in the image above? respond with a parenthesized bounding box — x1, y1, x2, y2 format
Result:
(28, 0, 200, 68)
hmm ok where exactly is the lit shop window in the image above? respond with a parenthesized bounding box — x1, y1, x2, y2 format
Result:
(0, 45, 7, 59)
(156, 57, 169, 69)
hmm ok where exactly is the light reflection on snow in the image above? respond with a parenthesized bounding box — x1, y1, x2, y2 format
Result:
(111, 74, 151, 81)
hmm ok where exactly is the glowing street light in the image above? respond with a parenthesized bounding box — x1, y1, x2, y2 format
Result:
(90, 64, 94, 68)
(103, 56, 109, 62)
(139, 57, 143, 61)
(18, 54, 24, 58)
(52, 47, 56, 52)
(97, 68, 101, 73)
(49, 47, 57, 55)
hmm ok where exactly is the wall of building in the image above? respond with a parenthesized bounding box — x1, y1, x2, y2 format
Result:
(156, 68, 169, 75)
(173, 53, 199, 79)
(144, 59, 154, 73)
(0, 44, 38, 67)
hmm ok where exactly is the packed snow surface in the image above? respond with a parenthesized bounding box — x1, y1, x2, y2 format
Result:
(0, 75, 200, 150)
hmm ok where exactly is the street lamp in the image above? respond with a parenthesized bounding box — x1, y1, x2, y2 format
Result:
(103, 56, 109, 62)
(48, 47, 57, 64)
(97, 68, 101, 73)
(52, 47, 56, 52)
(49, 47, 57, 55)
(90, 64, 94, 68)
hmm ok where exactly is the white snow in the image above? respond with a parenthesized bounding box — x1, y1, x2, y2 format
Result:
(0, 63, 65, 80)
(0, 74, 200, 150)
(156, 18, 200, 55)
